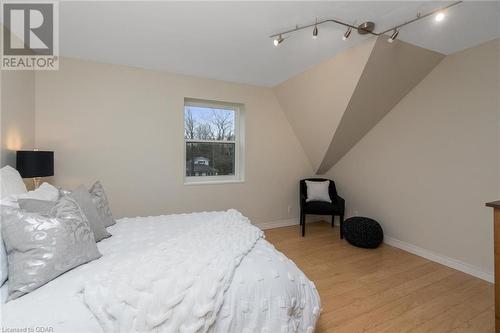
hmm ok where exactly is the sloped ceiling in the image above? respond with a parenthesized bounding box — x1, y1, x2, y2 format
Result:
(51, 1, 500, 86)
(274, 37, 444, 174)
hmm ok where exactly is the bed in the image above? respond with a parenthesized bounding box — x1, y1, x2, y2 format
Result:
(1, 210, 321, 333)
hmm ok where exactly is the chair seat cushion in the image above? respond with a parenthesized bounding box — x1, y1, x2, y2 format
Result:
(304, 200, 341, 215)
(343, 217, 383, 248)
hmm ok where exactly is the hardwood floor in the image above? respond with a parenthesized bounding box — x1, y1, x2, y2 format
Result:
(264, 221, 495, 333)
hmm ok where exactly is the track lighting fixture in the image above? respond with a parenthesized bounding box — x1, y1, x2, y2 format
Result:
(435, 11, 445, 22)
(269, 1, 461, 46)
(312, 19, 318, 39)
(387, 29, 399, 43)
(273, 34, 284, 46)
(342, 27, 352, 41)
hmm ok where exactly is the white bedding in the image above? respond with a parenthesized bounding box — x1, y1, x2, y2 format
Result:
(1, 211, 320, 333)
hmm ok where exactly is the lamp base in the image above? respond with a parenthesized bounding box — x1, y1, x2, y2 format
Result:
(33, 177, 42, 189)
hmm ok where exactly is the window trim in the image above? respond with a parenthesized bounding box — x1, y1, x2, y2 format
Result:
(183, 98, 245, 185)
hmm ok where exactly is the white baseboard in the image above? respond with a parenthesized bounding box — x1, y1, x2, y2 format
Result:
(384, 236, 494, 283)
(255, 218, 299, 230)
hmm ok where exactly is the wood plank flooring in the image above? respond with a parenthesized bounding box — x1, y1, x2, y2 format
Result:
(264, 221, 494, 333)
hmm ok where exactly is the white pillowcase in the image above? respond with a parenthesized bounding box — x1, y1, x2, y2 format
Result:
(305, 180, 332, 203)
(0, 166, 27, 199)
(0, 166, 28, 285)
(0, 223, 7, 286)
(1, 183, 59, 208)
(17, 182, 59, 201)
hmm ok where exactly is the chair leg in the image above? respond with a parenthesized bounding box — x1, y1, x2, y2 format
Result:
(302, 215, 306, 237)
(340, 214, 344, 239)
(331, 215, 335, 228)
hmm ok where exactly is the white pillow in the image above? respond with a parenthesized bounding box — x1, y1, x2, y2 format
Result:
(17, 182, 59, 201)
(305, 180, 332, 203)
(0, 166, 27, 199)
(1, 183, 59, 208)
(0, 223, 7, 286)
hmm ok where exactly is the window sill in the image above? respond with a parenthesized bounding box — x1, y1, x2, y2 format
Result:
(184, 179, 245, 186)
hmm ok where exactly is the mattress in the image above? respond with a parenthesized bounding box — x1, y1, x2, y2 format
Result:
(1, 211, 320, 332)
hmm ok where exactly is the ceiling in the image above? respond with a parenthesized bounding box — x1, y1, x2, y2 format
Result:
(56, 1, 500, 86)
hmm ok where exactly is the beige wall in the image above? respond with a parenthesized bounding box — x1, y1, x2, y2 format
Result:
(327, 39, 500, 276)
(34, 58, 313, 224)
(0, 70, 36, 168)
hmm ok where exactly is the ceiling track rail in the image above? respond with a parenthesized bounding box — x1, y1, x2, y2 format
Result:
(269, 1, 462, 39)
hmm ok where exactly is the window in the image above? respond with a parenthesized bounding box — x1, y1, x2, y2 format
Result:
(184, 98, 244, 184)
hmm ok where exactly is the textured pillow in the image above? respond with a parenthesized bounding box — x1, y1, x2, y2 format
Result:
(0, 221, 7, 286)
(2, 198, 58, 287)
(70, 185, 111, 242)
(305, 180, 332, 203)
(0, 166, 27, 199)
(89, 181, 115, 227)
(1, 196, 101, 300)
(17, 199, 57, 216)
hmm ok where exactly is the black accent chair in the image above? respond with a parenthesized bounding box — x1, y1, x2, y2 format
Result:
(300, 178, 345, 238)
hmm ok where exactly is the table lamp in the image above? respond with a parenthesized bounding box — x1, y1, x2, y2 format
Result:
(16, 150, 54, 188)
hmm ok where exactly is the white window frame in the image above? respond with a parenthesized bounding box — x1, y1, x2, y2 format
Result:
(183, 98, 245, 185)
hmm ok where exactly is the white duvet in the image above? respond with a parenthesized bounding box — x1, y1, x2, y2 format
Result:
(1, 211, 320, 333)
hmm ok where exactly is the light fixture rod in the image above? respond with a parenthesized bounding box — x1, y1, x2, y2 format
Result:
(377, 1, 461, 35)
(270, 19, 360, 38)
(269, 1, 462, 39)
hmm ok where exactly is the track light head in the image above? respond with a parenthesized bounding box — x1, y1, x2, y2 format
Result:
(435, 11, 445, 22)
(312, 25, 318, 39)
(388, 29, 399, 43)
(342, 27, 352, 41)
(273, 34, 284, 46)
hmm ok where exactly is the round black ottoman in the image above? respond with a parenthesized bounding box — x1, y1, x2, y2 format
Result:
(343, 217, 383, 248)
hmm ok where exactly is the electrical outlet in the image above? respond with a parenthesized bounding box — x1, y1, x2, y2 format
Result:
(354, 210, 359, 216)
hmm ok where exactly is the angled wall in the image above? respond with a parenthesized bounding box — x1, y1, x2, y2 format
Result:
(273, 39, 376, 171)
(318, 38, 444, 173)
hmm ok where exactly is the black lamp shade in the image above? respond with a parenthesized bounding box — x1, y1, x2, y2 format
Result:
(16, 151, 54, 178)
